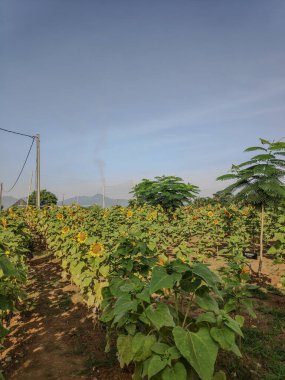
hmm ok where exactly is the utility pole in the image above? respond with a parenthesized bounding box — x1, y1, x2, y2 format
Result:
(0, 182, 3, 213)
(36, 134, 40, 208)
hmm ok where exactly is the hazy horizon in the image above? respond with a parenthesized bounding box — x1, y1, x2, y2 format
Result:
(1, 0, 285, 200)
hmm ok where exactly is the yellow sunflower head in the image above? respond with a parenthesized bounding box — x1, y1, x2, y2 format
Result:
(207, 211, 214, 218)
(127, 210, 133, 218)
(89, 242, 104, 257)
(56, 213, 64, 220)
(77, 232, 87, 244)
(62, 226, 70, 234)
(158, 256, 167, 266)
(213, 219, 219, 225)
(2, 218, 8, 229)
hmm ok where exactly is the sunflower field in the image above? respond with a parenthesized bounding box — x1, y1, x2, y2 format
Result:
(1, 203, 285, 379)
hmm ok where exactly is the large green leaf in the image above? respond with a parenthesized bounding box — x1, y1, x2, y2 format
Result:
(210, 327, 236, 350)
(148, 354, 168, 378)
(224, 316, 244, 337)
(145, 303, 175, 330)
(132, 333, 156, 361)
(161, 362, 187, 380)
(192, 264, 220, 289)
(150, 266, 181, 293)
(173, 326, 218, 380)
(195, 293, 219, 314)
(117, 334, 133, 367)
(114, 295, 138, 316)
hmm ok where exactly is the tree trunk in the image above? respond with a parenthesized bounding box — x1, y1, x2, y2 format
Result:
(258, 204, 264, 273)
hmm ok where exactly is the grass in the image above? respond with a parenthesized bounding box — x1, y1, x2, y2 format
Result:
(242, 300, 285, 379)
(218, 294, 285, 380)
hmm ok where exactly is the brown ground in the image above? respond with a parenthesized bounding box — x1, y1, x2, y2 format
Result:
(207, 255, 285, 286)
(0, 253, 131, 380)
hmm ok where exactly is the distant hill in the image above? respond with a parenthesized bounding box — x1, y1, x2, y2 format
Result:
(1, 194, 129, 209)
(61, 194, 129, 207)
(2, 196, 18, 209)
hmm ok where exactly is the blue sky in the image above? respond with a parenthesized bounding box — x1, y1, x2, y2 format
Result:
(1, 0, 285, 200)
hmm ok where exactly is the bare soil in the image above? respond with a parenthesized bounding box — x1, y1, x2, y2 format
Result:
(207, 255, 285, 286)
(0, 253, 131, 380)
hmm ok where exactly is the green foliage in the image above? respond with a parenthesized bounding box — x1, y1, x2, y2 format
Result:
(217, 138, 285, 207)
(130, 176, 200, 210)
(0, 211, 30, 346)
(28, 189, 58, 207)
(101, 240, 244, 380)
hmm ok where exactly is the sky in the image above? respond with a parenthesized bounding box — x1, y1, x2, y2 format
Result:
(1, 0, 285, 200)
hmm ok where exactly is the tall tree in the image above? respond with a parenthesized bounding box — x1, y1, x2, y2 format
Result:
(28, 189, 58, 207)
(217, 138, 285, 272)
(130, 176, 199, 210)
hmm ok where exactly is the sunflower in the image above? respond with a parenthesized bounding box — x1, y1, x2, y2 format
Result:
(207, 211, 214, 218)
(62, 226, 70, 234)
(158, 256, 167, 266)
(213, 219, 219, 225)
(126, 210, 133, 218)
(56, 213, 64, 220)
(77, 232, 87, 244)
(2, 218, 7, 229)
(89, 242, 104, 257)
(241, 265, 250, 274)
(147, 211, 158, 221)
(5, 250, 11, 256)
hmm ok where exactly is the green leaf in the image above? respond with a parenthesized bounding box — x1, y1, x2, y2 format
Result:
(150, 266, 181, 293)
(173, 326, 218, 380)
(148, 354, 168, 378)
(235, 315, 245, 327)
(195, 293, 219, 314)
(145, 303, 175, 330)
(161, 362, 187, 380)
(167, 346, 181, 360)
(192, 264, 221, 288)
(196, 312, 216, 324)
(151, 342, 171, 354)
(244, 146, 267, 152)
(260, 138, 270, 145)
(99, 265, 109, 277)
(136, 287, 151, 303)
(212, 370, 227, 380)
(132, 333, 157, 362)
(0, 255, 17, 276)
(117, 335, 133, 367)
(210, 327, 236, 350)
(225, 316, 244, 337)
(114, 295, 138, 316)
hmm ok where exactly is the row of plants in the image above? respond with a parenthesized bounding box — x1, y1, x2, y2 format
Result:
(0, 209, 32, 347)
(20, 203, 273, 379)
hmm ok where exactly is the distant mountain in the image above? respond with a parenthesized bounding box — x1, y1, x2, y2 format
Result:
(2, 196, 18, 209)
(61, 194, 129, 207)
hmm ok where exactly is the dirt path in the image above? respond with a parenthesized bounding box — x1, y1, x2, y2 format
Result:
(1, 253, 131, 380)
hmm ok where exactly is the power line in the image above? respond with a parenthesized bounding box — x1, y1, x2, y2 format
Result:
(4, 137, 35, 192)
(0, 127, 35, 139)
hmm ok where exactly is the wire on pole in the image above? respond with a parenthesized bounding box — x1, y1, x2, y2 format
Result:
(4, 137, 36, 193)
(0, 127, 35, 139)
